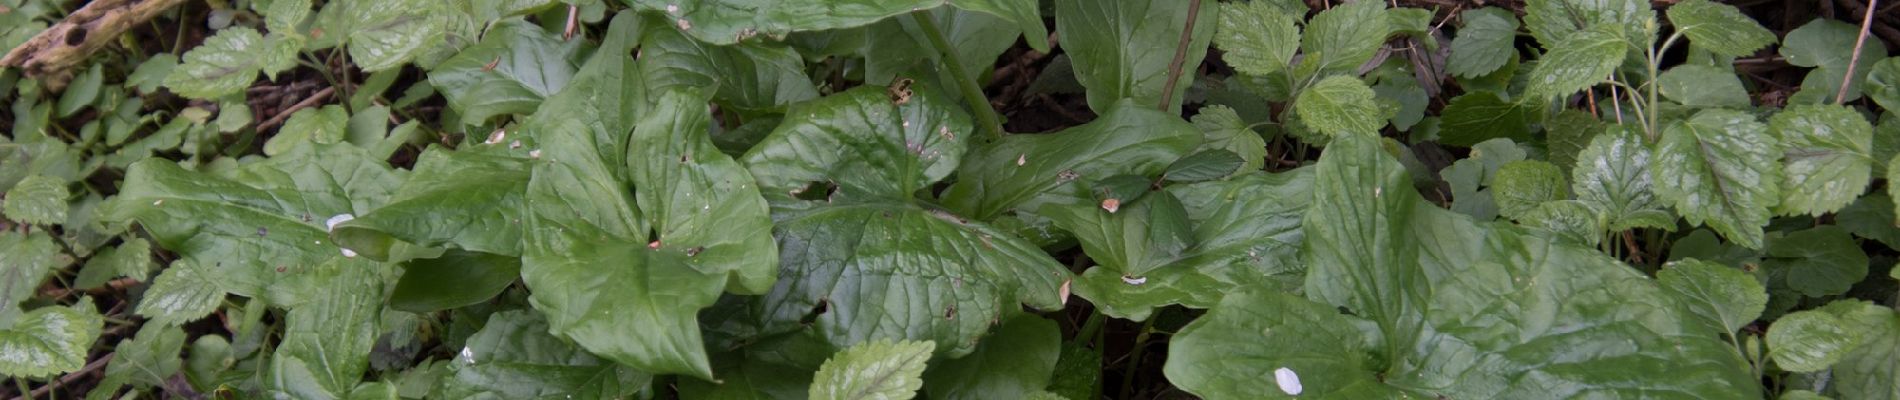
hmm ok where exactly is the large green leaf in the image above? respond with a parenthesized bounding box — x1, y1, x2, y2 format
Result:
(1770, 104, 1873, 216)
(1573, 126, 1675, 232)
(641, 19, 819, 113)
(1054, 0, 1215, 114)
(1296, 0, 1389, 75)
(1767, 308, 1863, 372)
(432, 310, 651, 399)
(103, 144, 402, 302)
(1294, 76, 1385, 137)
(427, 19, 583, 126)
(1651, 109, 1781, 249)
(334, 147, 533, 260)
(1522, 0, 1649, 50)
(1665, 0, 1776, 57)
(1783, 19, 1888, 103)
(1764, 226, 1868, 298)
(941, 100, 1199, 220)
(1525, 23, 1627, 99)
(809, 340, 934, 400)
(856, 7, 1021, 97)
(1061, 171, 1312, 321)
(1043, 192, 1193, 278)
(921, 313, 1060, 400)
(743, 85, 971, 207)
(3, 174, 67, 225)
(388, 250, 521, 313)
(1657, 258, 1766, 336)
(1448, 7, 1520, 78)
(269, 258, 385, 399)
(0, 299, 103, 379)
(1166, 134, 1758, 399)
(1490, 160, 1567, 220)
(1829, 302, 1900, 400)
(1213, 0, 1300, 77)
(622, 0, 1044, 50)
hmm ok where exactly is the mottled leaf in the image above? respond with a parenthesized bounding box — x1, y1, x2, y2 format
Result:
(1651, 109, 1781, 249)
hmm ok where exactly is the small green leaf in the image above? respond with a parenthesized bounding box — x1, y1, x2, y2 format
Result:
(1491, 160, 1568, 220)
(1666, 0, 1776, 57)
(4, 174, 68, 225)
(1055, 0, 1216, 114)
(1436, 91, 1532, 147)
(104, 323, 187, 389)
(163, 27, 270, 99)
(1546, 110, 1602, 173)
(1574, 126, 1675, 232)
(135, 259, 226, 326)
(1297, 0, 1389, 74)
(389, 250, 520, 313)
(1867, 57, 1900, 112)
(1652, 109, 1781, 249)
(1659, 65, 1752, 108)
(1767, 310, 1861, 372)
(1191, 105, 1267, 174)
(1838, 193, 1900, 249)
(1526, 23, 1627, 99)
(73, 238, 155, 289)
(1783, 19, 1888, 103)
(2, 231, 68, 316)
(270, 258, 385, 399)
(1448, 7, 1520, 78)
(1294, 76, 1384, 137)
(1771, 104, 1874, 216)
(1658, 258, 1767, 335)
(0, 298, 104, 379)
(1214, 0, 1300, 76)
(346, 0, 449, 71)
(1765, 226, 1868, 298)
(264, 105, 349, 156)
(809, 339, 934, 400)
(922, 314, 1060, 400)
(56, 65, 103, 118)
(266, 0, 313, 36)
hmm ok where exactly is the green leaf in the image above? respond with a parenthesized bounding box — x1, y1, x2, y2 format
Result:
(1838, 193, 1900, 249)
(921, 313, 1060, 400)
(1867, 57, 1900, 112)
(1436, 91, 1532, 147)
(1294, 76, 1384, 137)
(334, 147, 532, 260)
(1191, 105, 1267, 174)
(745, 85, 972, 207)
(641, 20, 819, 113)
(1765, 226, 1868, 298)
(266, 0, 313, 37)
(57, 65, 102, 118)
(1066, 171, 1312, 320)
(427, 19, 583, 126)
(163, 27, 269, 99)
(1767, 309, 1861, 372)
(1214, 0, 1300, 77)
(941, 100, 1198, 220)
(1166, 290, 1393, 399)
(1522, 0, 1649, 49)
(104, 323, 187, 389)
(432, 310, 651, 399)
(1830, 303, 1900, 400)
(1046, 342, 1101, 400)
(1659, 65, 1752, 108)
(625, 0, 927, 45)
(943, 0, 1050, 53)
(1652, 109, 1781, 249)
(855, 8, 1020, 96)
(1044, 192, 1193, 278)
(1770, 104, 1874, 216)
(0, 299, 104, 379)
(1164, 150, 1245, 182)
(1491, 160, 1567, 220)
(4, 174, 68, 225)
(809, 340, 934, 400)
(1448, 7, 1520, 78)
(346, 0, 449, 71)
(134, 258, 227, 326)
(73, 238, 155, 289)
(1526, 23, 1627, 99)
(125, 54, 179, 95)
(264, 105, 349, 156)
(1054, 0, 1215, 114)
(1574, 126, 1676, 232)
(1297, 0, 1390, 74)
(1783, 19, 1888, 103)
(1546, 110, 1602, 173)
(389, 250, 521, 313)
(1518, 199, 1606, 245)
(1440, 138, 1527, 220)
(1666, 0, 1776, 57)
(1657, 258, 1767, 335)
(270, 258, 385, 399)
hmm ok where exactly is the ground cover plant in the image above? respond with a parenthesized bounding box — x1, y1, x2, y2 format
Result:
(4, 0, 1900, 398)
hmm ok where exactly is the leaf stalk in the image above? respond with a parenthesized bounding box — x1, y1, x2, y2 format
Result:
(910, 11, 1005, 142)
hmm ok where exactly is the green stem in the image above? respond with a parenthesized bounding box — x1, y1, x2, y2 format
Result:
(910, 11, 1004, 142)
(1117, 316, 1160, 399)
(16, 378, 30, 398)
(1644, 32, 1684, 141)
(1076, 311, 1107, 344)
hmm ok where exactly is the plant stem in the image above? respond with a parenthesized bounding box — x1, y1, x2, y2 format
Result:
(910, 11, 1004, 143)
(1117, 316, 1160, 399)
(1644, 32, 1683, 140)
(1839, 0, 1880, 104)
(1076, 311, 1107, 344)
(1158, 0, 1204, 112)
(15, 378, 30, 398)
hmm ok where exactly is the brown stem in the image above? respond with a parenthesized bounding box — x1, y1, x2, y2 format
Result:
(258, 87, 337, 131)
(1157, 0, 1204, 112)
(1839, 0, 1880, 104)
(18, 354, 113, 400)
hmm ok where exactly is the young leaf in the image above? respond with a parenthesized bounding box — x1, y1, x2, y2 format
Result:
(269, 258, 384, 399)
(263, 105, 349, 156)
(427, 19, 584, 126)
(432, 310, 651, 398)
(1525, 23, 1627, 100)
(3, 174, 67, 225)
(1294, 76, 1384, 137)
(1666, 0, 1776, 57)
(1574, 126, 1675, 232)
(1054, 0, 1215, 114)
(1447, 7, 1520, 78)
(921, 314, 1061, 400)
(1490, 160, 1568, 220)
(265, 0, 313, 37)
(1657, 259, 1767, 335)
(103, 323, 187, 389)
(1770, 104, 1874, 216)
(0, 298, 103, 379)
(809, 340, 934, 400)
(1659, 65, 1753, 108)
(1297, 0, 1390, 74)
(73, 238, 154, 289)
(163, 27, 269, 99)
(1191, 105, 1267, 174)
(1783, 19, 1888, 103)
(1652, 109, 1781, 249)
(1214, 0, 1300, 76)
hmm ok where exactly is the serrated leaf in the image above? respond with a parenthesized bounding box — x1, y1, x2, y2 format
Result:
(1767, 309, 1861, 372)
(264, 105, 349, 156)
(270, 258, 384, 399)
(0, 299, 103, 379)
(389, 250, 520, 313)
(1055, 0, 1215, 114)
(1440, 138, 1527, 220)
(347, 0, 449, 71)
(1294, 76, 1384, 137)
(809, 340, 934, 400)
(427, 19, 583, 126)
(1522, 0, 1649, 49)
(334, 148, 532, 260)
(1658, 258, 1767, 335)
(1771, 104, 1874, 216)
(163, 27, 269, 99)
(1652, 109, 1781, 249)
(135, 258, 226, 326)
(942, 100, 1199, 220)
(431, 310, 650, 399)
(1526, 23, 1627, 99)
(1448, 7, 1519, 78)
(73, 238, 155, 289)
(1491, 160, 1568, 220)
(4, 174, 68, 225)
(104, 323, 186, 389)
(1297, 0, 1389, 74)
(1191, 105, 1267, 174)
(1666, 0, 1776, 57)
(1574, 126, 1675, 232)
(1518, 199, 1605, 245)
(1546, 110, 1602, 173)
(1659, 64, 1752, 108)
(921, 313, 1060, 400)
(1436, 91, 1532, 147)
(1829, 303, 1900, 400)
(1765, 226, 1868, 298)
(1, 231, 66, 318)
(1214, 0, 1300, 76)
(266, 0, 313, 36)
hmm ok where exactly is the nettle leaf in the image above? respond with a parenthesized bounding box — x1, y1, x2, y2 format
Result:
(1770, 104, 1873, 216)
(1055, 0, 1215, 114)
(809, 340, 934, 400)
(269, 258, 384, 399)
(1652, 109, 1781, 249)
(432, 310, 650, 399)
(74, 238, 155, 289)
(265, 0, 313, 37)
(104, 323, 187, 389)
(1191, 105, 1267, 175)
(942, 100, 1199, 221)
(1659, 64, 1752, 108)
(4, 174, 68, 225)
(134, 258, 227, 327)
(1657, 258, 1767, 336)
(1491, 160, 1568, 220)
(642, 19, 819, 113)
(1214, 0, 1300, 76)
(346, 0, 449, 71)
(103, 144, 401, 306)
(162, 27, 272, 99)
(1783, 19, 1888, 103)
(1166, 134, 1757, 399)
(921, 313, 1060, 400)
(1063, 171, 1312, 321)
(1522, 0, 1650, 49)
(335, 147, 533, 260)
(1821, 301, 1900, 400)
(1574, 126, 1675, 232)
(1765, 226, 1868, 298)
(264, 105, 349, 156)
(428, 19, 583, 126)
(1766, 302, 1884, 373)
(1437, 91, 1533, 147)
(1294, 76, 1384, 137)
(1666, 0, 1776, 57)
(1297, 0, 1389, 74)
(1, 231, 64, 316)
(0, 299, 103, 379)
(1448, 7, 1519, 78)
(1526, 23, 1627, 99)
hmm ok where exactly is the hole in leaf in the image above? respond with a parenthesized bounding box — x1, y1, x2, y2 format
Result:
(791, 181, 837, 201)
